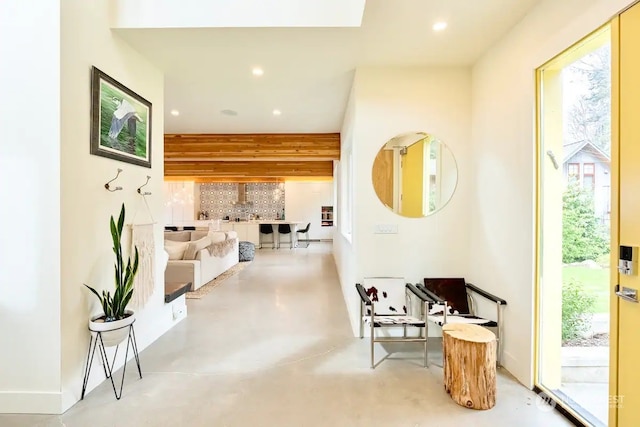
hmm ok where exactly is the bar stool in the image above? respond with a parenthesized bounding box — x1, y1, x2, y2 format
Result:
(296, 223, 311, 248)
(259, 224, 275, 249)
(278, 224, 294, 249)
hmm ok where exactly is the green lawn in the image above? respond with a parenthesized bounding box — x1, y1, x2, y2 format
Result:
(563, 266, 610, 313)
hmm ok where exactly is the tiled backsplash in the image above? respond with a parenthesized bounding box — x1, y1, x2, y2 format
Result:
(199, 183, 285, 220)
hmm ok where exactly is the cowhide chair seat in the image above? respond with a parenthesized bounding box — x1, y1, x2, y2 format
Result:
(417, 278, 507, 366)
(356, 277, 433, 369)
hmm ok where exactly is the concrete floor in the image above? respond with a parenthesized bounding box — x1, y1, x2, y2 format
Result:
(1, 242, 573, 427)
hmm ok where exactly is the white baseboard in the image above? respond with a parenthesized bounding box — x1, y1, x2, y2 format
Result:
(501, 350, 532, 388)
(0, 391, 62, 414)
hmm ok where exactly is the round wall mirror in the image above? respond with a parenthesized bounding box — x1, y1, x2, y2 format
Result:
(372, 132, 458, 218)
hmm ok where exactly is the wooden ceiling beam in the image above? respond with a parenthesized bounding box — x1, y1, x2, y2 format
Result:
(164, 177, 286, 183)
(164, 161, 334, 178)
(164, 176, 332, 183)
(164, 133, 340, 161)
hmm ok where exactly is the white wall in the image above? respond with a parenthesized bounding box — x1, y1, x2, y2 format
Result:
(0, 0, 62, 413)
(335, 67, 472, 334)
(59, 0, 182, 412)
(469, 0, 634, 387)
(333, 84, 358, 333)
(284, 181, 334, 240)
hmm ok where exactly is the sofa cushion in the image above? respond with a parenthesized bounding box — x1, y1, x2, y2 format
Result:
(165, 240, 189, 260)
(225, 230, 238, 240)
(190, 230, 209, 241)
(208, 231, 227, 243)
(165, 231, 191, 242)
(183, 236, 212, 260)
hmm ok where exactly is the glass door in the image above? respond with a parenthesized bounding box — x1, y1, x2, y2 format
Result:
(614, 7, 640, 425)
(537, 26, 611, 426)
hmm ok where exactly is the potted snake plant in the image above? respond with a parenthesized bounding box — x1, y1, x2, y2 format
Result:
(85, 203, 139, 346)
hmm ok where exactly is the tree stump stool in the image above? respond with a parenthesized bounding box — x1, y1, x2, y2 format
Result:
(442, 323, 497, 410)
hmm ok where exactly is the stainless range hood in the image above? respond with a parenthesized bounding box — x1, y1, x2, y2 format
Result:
(232, 183, 253, 205)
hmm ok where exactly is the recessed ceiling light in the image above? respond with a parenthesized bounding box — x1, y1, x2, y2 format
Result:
(252, 67, 264, 76)
(220, 109, 238, 116)
(272, 109, 281, 116)
(170, 109, 180, 116)
(433, 21, 447, 32)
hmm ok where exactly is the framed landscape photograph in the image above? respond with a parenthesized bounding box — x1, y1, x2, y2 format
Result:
(90, 66, 152, 168)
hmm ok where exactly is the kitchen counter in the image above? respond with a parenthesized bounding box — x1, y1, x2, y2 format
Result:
(166, 220, 306, 246)
(255, 220, 305, 225)
(220, 220, 304, 224)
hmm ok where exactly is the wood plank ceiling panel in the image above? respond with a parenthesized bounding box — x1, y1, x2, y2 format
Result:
(165, 133, 340, 161)
(164, 133, 339, 180)
(164, 161, 334, 178)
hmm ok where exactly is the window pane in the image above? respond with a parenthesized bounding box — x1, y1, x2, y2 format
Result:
(568, 163, 580, 176)
(584, 163, 595, 174)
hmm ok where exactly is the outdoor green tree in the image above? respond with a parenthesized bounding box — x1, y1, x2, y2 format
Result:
(567, 45, 611, 153)
(562, 179, 609, 263)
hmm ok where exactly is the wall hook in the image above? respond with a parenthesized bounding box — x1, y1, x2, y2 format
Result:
(137, 175, 151, 196)
(104, 168, 123, 192)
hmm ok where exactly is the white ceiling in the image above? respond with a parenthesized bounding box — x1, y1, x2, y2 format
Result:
(115, 0, 540, 134)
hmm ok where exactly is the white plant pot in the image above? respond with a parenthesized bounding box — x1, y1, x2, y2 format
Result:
(89, 310, 135, 347)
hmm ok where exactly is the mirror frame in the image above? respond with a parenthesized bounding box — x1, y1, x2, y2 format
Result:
(372, 132, 458, 218)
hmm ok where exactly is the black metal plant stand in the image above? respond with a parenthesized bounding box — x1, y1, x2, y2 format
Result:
(81, 320, 142, 400)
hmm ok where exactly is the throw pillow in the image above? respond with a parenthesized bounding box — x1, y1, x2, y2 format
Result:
(190, 231, 208, 241)
(165, 241, 189, 260)
(225, 230, 238, 240)
(208, 231, 227, 243)
(165, 239, 185, 246)
(183, 236, 212, 260)
(164, 231, 191, 242)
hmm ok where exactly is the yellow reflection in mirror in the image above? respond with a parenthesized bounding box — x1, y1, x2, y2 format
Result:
(372, 132, 457, 218)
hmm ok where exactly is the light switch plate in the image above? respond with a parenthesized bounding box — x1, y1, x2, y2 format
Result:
(374, 224, 398, 234)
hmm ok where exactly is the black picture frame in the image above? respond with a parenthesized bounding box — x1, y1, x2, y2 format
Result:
(90, 66, 152, 168)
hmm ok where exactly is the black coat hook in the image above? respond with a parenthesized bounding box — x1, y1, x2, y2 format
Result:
(105, 169, 123, 192)
(137, 175, 151, 196)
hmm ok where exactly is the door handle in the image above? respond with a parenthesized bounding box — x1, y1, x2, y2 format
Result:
(615, 285, 639, 303)
(546, 150, 559, 170)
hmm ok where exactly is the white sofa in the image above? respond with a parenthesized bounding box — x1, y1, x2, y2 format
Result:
(164, 230, 239, 290)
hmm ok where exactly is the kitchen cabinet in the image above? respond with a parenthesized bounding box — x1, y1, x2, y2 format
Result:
(219, 222, 259, 245)
(219, 222, 234, 232)
(234, 224, 248, 241)
(246, 224, 260, 244)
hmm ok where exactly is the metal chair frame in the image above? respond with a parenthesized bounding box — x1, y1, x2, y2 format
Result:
(417, 280, 507, 366)
(295, 223, 311, 248)
(277, 224, 294, 249)
(356, 282, 433, 368)
(258, 224, 276, 249)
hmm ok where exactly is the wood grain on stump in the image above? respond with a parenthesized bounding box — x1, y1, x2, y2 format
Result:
(442, 323, 496, 410)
